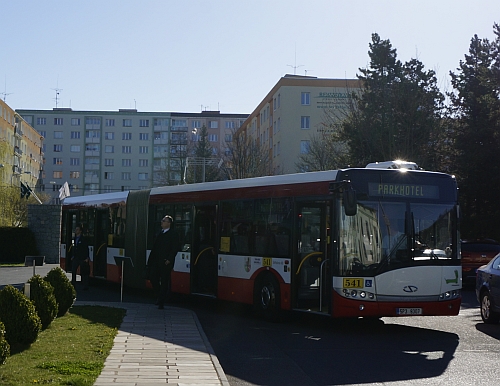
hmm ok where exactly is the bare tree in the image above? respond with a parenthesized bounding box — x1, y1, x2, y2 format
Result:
(222, 128, 272, 179)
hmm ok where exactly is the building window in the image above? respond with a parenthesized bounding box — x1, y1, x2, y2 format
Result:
(54, 131, 63, 139)
(122, 159, 132, 167)
(85, 144, 99, 152)
(70, 171, 80, 178)
(301, 116, 310, 129)
(53, 158, 63, 165)
(71, 118, 81, 126)
(225, 121, 234, 129)
(138, 173, 149, 181)
(85, 158, 99, 165)
(208, 134, 218, 142)
(121, 172, 131, 180)
(53, 171, 63, 179)
(300, 140, 310, 154)
(139, 119, 149, 127)
(277, 93, 281, 108)
(105, 132, 114, 140)
(105, 159, 114, 166)
(277, 118, 281, 132)
(139, 146, 148, 154)
(104, 185, 113, 193)
(105, 172, 114, 180)
(86, 130, 100, 138)
(105, 145, 114, 153)
(122, 133, 132, 140)
(301, 92, 310, 105)
(36, 117, 46, 125)
(209, 121, 218, 129)
(192, 120, 201, 129)
(123, 119, 132, 127)
(105, 119, 115, 127)
(122, 146, 132, 153)
(70, 158, 80, 166)
(54, 144, 63, 152)
(225, 134, 232, 142)
(86, 118, 101, 125)
(39, 130, 46, 138)
(54, 118, 64, 125)
(70, 145, 81, 152)
(139, 133, 149, 141)
(139, 159, 148, 167)
(71, 131, 81, 139)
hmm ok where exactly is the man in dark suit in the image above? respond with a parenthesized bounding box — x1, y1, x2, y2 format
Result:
(71, 224, 90, 290)
(147, 215, 180, 309)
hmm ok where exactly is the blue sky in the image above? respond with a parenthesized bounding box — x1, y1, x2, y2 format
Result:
(2, 0, 497, 114)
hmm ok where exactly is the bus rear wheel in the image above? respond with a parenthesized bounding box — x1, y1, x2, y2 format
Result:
(254, 273, 281, 321)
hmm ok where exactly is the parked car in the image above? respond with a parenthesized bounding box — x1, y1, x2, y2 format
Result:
(476, 253, 500, 323)
(461, 239, 500, 283)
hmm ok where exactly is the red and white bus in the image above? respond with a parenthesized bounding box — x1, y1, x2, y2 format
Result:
(60, 164, 461, 319)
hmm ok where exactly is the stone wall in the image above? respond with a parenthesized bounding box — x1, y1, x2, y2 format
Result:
(27, 204, 62, 264)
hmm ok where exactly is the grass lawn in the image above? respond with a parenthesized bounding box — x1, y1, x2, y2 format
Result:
(0, 305, 126, 386)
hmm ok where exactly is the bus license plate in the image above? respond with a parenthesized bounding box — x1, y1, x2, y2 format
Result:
(343, 278, 364, 288)
(396, 308, 422, 315)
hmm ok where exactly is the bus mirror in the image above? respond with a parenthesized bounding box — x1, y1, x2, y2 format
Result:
(343, 188, 357, 216)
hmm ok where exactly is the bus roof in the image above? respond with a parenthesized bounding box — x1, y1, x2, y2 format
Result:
(63, 191, 128, 207)
(150, 170, 340, 197)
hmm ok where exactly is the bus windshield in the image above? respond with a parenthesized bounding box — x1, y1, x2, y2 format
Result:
(339, 201, 458, 276)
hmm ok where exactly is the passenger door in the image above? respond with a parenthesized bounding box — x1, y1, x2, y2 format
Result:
(293, 203, 331, 314)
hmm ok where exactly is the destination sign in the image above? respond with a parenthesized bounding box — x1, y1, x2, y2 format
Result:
(368, 183, 439, 199)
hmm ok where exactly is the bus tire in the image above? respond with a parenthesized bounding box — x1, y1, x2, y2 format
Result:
(254, 272, 281, 321)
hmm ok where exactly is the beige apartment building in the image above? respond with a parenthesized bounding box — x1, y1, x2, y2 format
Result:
(16, 108, 247, 199)
(0, 100, 42, 191)
(237, 75, 361, 175)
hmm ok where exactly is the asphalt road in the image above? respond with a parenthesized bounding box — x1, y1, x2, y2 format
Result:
(1, 265, 498, 385)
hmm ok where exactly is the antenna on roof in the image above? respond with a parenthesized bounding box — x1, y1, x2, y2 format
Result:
(1, 77, 12, 102)
(287, 43, 304, 75)
(52, 87, 62, 108)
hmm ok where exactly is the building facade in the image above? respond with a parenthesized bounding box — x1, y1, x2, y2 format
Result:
(237, 75, 361, 175)
(16, 108, 247, 199)
(0, 100, 42, 191)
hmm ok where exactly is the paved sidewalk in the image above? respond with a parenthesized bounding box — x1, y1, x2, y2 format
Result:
(1, 265, 229, 386)
(76, 301, 229, 386)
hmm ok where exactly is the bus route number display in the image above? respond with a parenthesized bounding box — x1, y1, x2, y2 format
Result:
(368, 183, 439, 199)
(262, 257, 272, 267)
(343, 278, 364, 288)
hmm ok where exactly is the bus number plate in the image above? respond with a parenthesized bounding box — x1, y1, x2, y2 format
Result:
(343, 278, 364, 288)
(262, 257, 272, 267)
(396, 308, 422, 315)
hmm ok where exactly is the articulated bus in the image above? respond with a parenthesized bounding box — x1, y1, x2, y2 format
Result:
(60, 164, 461, 319)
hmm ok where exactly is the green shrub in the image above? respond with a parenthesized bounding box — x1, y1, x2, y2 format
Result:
(27, 275, 58, 329)
(0, 320, 10, 365)
(44, 267, 76, 317)
(0, 285, 42, 346)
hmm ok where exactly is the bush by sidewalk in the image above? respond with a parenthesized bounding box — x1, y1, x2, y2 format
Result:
(44, 267, 76, 317)
(27, 275, 58, 329)
(0, 285, 42, 346)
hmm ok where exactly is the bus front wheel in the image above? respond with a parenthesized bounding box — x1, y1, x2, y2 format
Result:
(254, 273, 281, 321)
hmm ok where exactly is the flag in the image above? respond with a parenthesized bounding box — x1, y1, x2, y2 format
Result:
(59, 181, 70, 200)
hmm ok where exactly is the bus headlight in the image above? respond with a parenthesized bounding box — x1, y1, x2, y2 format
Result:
(439, 290, 460, 301)
(341, 288, 376, 301)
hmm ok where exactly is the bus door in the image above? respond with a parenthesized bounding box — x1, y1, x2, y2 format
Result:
(93, 209, 109, 278)
(191, 205, 218, 296)
(293, 203, 331, 314)
(61, 211, 77, 272)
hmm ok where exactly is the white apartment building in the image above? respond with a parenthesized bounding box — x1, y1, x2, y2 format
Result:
(237, 75, 362, 174)
(16, 108, 247, 199)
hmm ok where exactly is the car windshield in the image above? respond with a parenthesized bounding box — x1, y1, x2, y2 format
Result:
(338, 201, 458, 276)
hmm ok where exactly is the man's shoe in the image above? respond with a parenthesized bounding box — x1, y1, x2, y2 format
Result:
(158, 304, 164, 309)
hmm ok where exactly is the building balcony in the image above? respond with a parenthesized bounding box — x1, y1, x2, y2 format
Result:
(14, 146, 22, 157)
(84, 176, 100, 184)
(13, 165, 22, 175)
